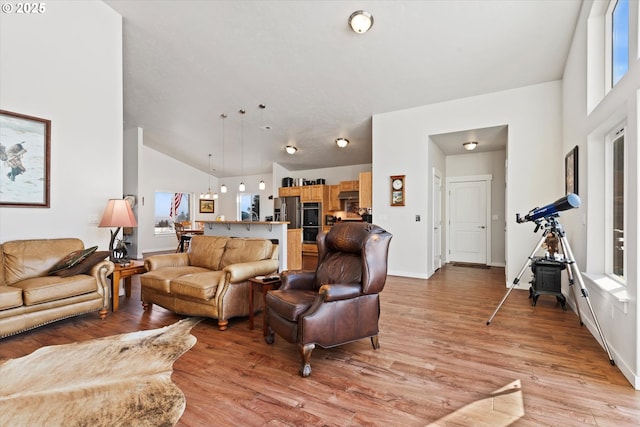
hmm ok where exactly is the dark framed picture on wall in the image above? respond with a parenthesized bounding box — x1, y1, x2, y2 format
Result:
(199, 199, 215, 213)
(0, 110, 51, 207)
(565, 145, 578, 195)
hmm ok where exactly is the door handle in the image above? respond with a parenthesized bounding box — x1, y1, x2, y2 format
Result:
(478, 226, 486, 229)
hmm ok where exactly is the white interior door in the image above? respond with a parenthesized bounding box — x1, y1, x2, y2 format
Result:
(448, 180, 488, 264)
(433, 171, 442, 270)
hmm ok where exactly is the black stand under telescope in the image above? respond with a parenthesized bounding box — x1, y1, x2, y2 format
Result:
(486, 215, 615, 366)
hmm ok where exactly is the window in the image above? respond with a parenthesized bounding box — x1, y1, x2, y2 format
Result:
(610, 0, 629, 86)
(154, 192, 191, 235)
(606, 126, 625, 282)
(237, 193, 260, 221)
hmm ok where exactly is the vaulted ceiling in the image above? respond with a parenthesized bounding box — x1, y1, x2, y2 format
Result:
(104, 0, 581, 177)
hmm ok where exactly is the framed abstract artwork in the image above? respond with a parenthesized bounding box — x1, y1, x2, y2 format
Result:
(0, 110, 51, 207)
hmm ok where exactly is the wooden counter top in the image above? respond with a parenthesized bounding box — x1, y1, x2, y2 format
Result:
(202, 221, 289, 225)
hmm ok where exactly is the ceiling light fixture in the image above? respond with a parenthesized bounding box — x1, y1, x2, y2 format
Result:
(258, 104, 266, 191)
(220, 113, 228, 193)
(285, 145, 297, 155)
(335, 137, 349, 148)
(200, 153, 214, 199)
(238, 108, 246, 192)
(349, 10, 374, 34)
(463, 141, 478, 151)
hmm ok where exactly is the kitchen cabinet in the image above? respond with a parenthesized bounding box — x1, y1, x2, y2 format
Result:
(339, 180, 359, 192)
(359, 171, 372, 208)
(327, 185, 341, 211)
(302, 243, 318, 255)
(287, 228, 302, 270)
(279, 186, 301, 197)
(300, 184, 324, 202)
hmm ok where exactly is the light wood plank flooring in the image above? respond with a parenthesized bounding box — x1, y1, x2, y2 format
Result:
(1, 264, 638, 426)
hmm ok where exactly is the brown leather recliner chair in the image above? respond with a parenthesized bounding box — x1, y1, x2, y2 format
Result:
(265, 222, 392, 377)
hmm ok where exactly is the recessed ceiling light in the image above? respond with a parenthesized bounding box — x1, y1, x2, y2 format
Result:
(335, 138, 349, 148)
(463, 141, 478, 151)
(285, 145, 297, 154)
(349, 10, 374, 34)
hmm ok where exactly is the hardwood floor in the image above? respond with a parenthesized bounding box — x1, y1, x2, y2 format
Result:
(1, 264, 638, 426)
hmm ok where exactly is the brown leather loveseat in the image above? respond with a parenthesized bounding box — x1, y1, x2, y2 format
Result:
(141, 235, 279, 330)
(0, 238, 114, 338)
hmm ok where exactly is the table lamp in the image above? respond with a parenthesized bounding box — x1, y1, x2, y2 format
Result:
(99, 198, 138, 263)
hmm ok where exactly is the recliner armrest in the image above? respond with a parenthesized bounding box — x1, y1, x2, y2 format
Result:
(280, 270, 315, 290)
(319, 283, 361, 301)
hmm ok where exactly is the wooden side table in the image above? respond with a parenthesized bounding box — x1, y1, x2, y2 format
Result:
(248, 276, 281, 336)
(109, 260, 147, 312)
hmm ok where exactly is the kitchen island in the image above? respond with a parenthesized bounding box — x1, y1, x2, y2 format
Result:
(202, 221, 289, 271)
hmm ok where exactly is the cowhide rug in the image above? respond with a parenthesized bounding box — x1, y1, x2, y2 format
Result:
(0, 317, 201, 427)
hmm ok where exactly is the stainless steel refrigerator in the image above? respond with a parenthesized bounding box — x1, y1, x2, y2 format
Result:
(274, 197, 301, 229)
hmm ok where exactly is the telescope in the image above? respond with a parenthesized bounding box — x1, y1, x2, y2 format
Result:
(516, 193, 581, 223)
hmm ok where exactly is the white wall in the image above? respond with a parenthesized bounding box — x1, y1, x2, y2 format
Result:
(373, 81, 562, 280)
(123, 127, 141, 257)
(561, 0, 639, 388)
(446, 150, 507, 266)
(0, 1, 122, 248)
(138, 144, 218, 254)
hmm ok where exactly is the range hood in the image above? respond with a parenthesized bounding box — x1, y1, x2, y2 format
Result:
(337, 191, 359, 200)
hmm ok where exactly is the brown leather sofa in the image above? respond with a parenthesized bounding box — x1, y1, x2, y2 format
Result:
(141, 235, 279, 330)
(265, 222, 392, 377)
(0, 238, 114, 338)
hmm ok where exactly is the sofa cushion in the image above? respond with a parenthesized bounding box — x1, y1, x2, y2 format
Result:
(48, 246, 98, 274)
(141, 266, 210, 294)
(2, 239, 84, 285)
(170, 271, 227, 300)
(51, 251, 110, 278)
(219, 238, 273, 269)
(13, 275, 97, 306)
(0, 286, 23, 310)
(188, 236, 228, 271)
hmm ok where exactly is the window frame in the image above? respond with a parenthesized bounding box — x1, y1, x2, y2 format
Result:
(604, 124, 626, 284)
(605, 0, 629, 90)
(154, 191, 193, 236)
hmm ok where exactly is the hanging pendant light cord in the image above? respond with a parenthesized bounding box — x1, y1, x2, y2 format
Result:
(240, 109, 246, 186)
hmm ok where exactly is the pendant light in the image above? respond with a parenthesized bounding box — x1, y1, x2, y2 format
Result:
(220, 113, 228, 193)
(238, 108, 246, 192)
(258, 103, 266, 190)
(200, 153, 213, 199)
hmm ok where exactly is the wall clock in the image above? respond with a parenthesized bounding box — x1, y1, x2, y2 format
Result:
(390, 175, 405, 206)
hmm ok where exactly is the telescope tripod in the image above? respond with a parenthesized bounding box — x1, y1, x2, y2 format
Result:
(486, 216, 615, 365)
